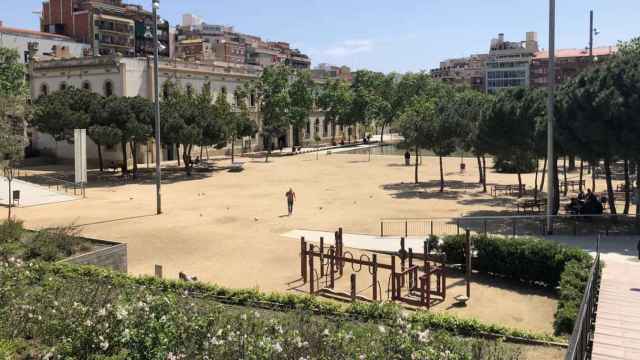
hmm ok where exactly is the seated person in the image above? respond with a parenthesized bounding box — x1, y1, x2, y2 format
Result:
(577, 190, 585, 201)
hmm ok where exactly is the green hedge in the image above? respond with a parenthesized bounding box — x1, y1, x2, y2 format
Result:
(11, 262, 561, 343)
(439, 234, 593, 335)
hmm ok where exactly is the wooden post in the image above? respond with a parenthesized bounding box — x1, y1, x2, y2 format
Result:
(408, 248, 414, 289)
(391, 256, 396, 300)
(329, 247, 335, 289)
(430, 220, 434, 237)
(405, 220, 408, 237)
(309, 244, 315, 294)
(154, 264, 163, 278)
(319, 237, 325, 277)
(301, 237, 307, 283)
(372, 254, 378, 301)
(426, 268, 431, 309)
(350, 273, 356, 302)
(381, 222, 384, 237)
(442, 254, 447, 299)
(465, 230, 471, 298)
(400, 237, 406, 287)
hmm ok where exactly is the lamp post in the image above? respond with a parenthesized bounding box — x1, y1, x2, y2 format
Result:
(546, 0, 556, 233)
(152, 0, 162, 214)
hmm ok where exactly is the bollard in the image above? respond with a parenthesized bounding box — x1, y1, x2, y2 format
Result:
(465, 230, 471, 298)
(372, 254, 378, 301)
(154, 264, 163, 278)
(301, 237, 307, 283)
(350, 273, 357, 302)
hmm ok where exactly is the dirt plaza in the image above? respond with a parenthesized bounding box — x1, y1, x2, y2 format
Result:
(4, 149, 622, 339)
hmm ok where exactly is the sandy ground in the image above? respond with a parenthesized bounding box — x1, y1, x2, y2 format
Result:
(4, 151, 627, 338)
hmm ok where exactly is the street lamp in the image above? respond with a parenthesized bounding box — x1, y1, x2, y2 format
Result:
(546, 0, 556, 233)
(152, 0, 162, 215)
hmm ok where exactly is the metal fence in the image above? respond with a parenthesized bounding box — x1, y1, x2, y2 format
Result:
(380, 215, 640, 238)
(16, 173, 86, 197)
(565, 248, 601, 360)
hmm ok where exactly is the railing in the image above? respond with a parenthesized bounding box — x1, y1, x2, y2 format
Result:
(380, 215, 640, 237)
(16, 173, 86, 197)
(565, 247, 601, 360)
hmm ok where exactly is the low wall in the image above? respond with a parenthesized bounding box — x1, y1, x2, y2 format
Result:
(61, 239, 127, 272)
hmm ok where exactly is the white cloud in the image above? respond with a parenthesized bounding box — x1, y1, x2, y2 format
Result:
(323, 39, 374, 57)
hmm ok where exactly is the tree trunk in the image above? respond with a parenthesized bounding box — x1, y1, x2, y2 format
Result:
(534, 160, 539, 201)
(482, 156, 487, 193)
(380, 122, 386, 145)
(176, 144, 181, 167)
(568, 155, 576, 171)
(200, 146, 203, 162)
(539, 156, 547, 194)
(439, 156, 445, 192)
(476, 155, 483, 184)
(231, 137, 235, 164)
(7, 177, 12, 221)
(97, 143, 104, 172)
(130, 141, 138, 178)
(517, 172, 523, 198)
(414, 146, 419, 184)
(579, 160, 584, 192)
(623, 159, 630, 215)
(604, 158, 617, 214)
(636, 161, 639, 218)
(183, 144, 192, 176)
(562, 156, 568, 196)
(121, 142, 128, 175)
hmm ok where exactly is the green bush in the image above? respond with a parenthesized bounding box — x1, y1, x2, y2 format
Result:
(0, 263, 537, 359)
(438, 234, 593, 336)
(493, 156, 537, 173)
(23, 226, 90, 261)
(0, 219, 24, 243)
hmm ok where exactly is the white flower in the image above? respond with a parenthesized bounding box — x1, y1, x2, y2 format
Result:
(359, 355, 366, 360)
(98, 308, 107, 317)
(84, 319, 92, 326)
(417, 329, 430, 343)
(241, 313, 247, 321)
(116, 306, 128, 320)
(122, 328, 131, 342)
(99, 336, 109, 350)
(322, 328, 330, 336)
(273, 342, 283, 353)
(378, 325, 386, 333)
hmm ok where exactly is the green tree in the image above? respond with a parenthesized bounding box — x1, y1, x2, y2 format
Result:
(397, 98, 437, 184)
(287, 70, 314, 143)
(225, 88, 257, 163)
(317, 79, 352, 143)
(32, 88, 92, 142)
(87, 125, 122, 172)
(254, 65, 291, 161)
(0, 47, 27, 220)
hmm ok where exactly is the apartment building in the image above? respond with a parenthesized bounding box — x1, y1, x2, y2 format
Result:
(430, 54, 487, 92)
(40, 0, 171, 57)
(312, 63, 352, 82)
(485, 32, 539, 93)
(0, 22, 89, 63)
(530, 46, 617, 88)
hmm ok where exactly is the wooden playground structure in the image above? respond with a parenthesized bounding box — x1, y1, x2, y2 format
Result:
(298, 228, 474, 309)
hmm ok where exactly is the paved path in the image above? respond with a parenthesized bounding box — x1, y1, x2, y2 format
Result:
(0, 177, 77, 207)
(592, 260, 640, 360)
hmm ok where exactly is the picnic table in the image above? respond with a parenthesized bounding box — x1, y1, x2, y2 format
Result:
(516, 198, 547, 214)
(561, 179, 585, 192)
(491, 184, 526, 197)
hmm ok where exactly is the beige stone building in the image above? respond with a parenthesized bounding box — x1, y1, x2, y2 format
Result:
(28, 56, 358, 164)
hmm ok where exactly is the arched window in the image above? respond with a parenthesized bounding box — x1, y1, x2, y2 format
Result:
(323, 119, 329, 137)
(250, 93, 256, 107)
(104, 80, 114, 97)
(314, 118, 320, 137)
(82, 81, 91, 91)
(305, 120, 311, 139)
(40, 84, 49, 97)
(59, 82, 67, 91)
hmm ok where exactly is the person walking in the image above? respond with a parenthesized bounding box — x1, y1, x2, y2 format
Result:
(285, 188, 296, 216)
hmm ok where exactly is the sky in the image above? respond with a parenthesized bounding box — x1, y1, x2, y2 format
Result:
(1, 0, 638, 73)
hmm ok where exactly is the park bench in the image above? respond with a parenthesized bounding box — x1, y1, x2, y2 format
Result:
(516, 198, 547, 214)
(561, 179, 585, 192)
(491, 184, 525, 197)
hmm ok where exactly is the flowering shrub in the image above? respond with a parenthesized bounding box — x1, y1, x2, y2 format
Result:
(0, 263, 538, 359)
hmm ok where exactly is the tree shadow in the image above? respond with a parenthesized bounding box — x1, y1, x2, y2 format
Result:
(381, 182, 460, 200)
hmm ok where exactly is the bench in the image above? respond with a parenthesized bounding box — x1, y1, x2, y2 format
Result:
(517, 199, 547, 214)
(561, 179, 585, 192)
(491, 184, 525, 197)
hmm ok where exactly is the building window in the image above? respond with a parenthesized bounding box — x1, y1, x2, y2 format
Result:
(40, 84, 49, 97)
(82, 81, 91, 91)
(305, 120, 311, 139)
(59, 82, 67, 91)
(314, 118, 320, 137)
(323, 119, 329, 137)
(104, 80, 114, 97)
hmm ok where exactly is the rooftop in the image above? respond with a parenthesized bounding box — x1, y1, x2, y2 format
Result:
(0, 26, 76, 41)
(534, 46, 617, 59)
